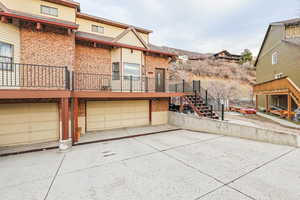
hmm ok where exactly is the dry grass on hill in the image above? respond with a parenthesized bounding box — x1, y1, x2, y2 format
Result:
(170, 59, 256, 104)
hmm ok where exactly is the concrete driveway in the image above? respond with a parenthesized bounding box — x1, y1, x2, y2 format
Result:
(0, 130, 299, 200)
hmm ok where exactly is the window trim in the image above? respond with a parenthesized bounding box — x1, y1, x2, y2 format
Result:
(91, 25, 104, 34)
(40, 5, 58, 17)
(0, 41, 14, 71)
(112, 62, 120, 80)
(123, 62, 142, 80)
(272, 52, 278, 65)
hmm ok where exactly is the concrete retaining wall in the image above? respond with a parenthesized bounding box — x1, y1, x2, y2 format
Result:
(168, 112, 300, 147)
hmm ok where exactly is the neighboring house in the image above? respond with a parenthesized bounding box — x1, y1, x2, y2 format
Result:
(160, 46, 209, 62)
(0, 0, 195, 147)
(211, 50, 242, 63)
(254, 18, 300, 120)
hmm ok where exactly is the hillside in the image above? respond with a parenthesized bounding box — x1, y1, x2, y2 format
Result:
(170, 59, 256, 104)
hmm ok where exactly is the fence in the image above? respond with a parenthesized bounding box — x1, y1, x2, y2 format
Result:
(0, 62, 69, 89)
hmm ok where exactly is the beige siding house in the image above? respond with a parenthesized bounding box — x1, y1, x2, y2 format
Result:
(254, 18, 300, 120)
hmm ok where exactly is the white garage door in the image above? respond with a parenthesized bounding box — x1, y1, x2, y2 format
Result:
(0, 103, 59, 147)
(87, 100, 149, 131)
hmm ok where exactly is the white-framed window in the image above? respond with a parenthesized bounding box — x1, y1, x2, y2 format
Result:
(91, 25, 104, 34)
(41, 5, 58, 17)
(274, 73, 283, 79)
(0, 42, 13, 63)
(0, 41, 13, 70)
(272, 52, 278, 65)
(124, 63, 140, 79)
(112, 62, 120, 80)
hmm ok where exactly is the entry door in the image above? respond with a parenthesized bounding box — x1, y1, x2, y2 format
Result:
(155, 69, 165, 92)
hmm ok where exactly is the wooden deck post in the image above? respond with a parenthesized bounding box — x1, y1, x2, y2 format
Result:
(265, 95, 270, 113)
(255, 95, 258, 110)
(72, 98, 79, 143)
(179, 96, 184, 113)
(60, 98, 70, 141)
(288, 93, 292, 120)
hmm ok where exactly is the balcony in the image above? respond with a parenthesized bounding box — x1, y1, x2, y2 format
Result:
(0, 62, 69, 90)
(0, 62, 200, 99)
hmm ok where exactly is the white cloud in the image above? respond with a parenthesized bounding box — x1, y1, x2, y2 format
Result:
(76, 0, 298, 56)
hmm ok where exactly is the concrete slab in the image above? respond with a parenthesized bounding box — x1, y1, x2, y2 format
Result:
(230, 150, 300, 200)
(60, 138, 156, 174)
(165, 136, 293, 183)
(47, 153, 222, 200)
(78, 124, 179, 144)
(0, 178, 52, 200)
(135, 129, 221, 151)
(1, 129, 299, 200)
(0, 141, 58, 156)
(199, 187, 252, 200)
(0, 149, 63, 189)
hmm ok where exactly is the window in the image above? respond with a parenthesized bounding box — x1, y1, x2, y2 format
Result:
(41, 5, 58, 17)
(92, 25, 104, 34)
(275, 73, 283, 79)
(124, 63, 140, 78)
(0, 42, 13, 70)
(272, 52, 278, 65)
(112, 62, 120, 80)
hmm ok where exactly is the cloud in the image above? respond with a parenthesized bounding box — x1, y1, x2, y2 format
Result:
(76, 0, 299, 56)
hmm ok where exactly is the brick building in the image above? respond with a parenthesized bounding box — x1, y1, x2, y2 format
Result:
(0, 0, 197, 148)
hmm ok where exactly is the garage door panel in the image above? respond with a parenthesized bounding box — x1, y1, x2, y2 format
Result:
(105, 120, 122, 129)
(88, 115, 105, 122)
(0, 103, 59, 147)
(105, 113, 121, 121)
(0, 133, 29, 146)
(29, 131, 58, 142)
(87, 100, 149, 131)
(0, 123, 29, 135)
(135, 118, 149, 126)
(88, 122, 105, 131)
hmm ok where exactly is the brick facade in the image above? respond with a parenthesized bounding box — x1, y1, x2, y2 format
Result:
(145, 55, 170, 79)
(145, 55, 171, 91)
(75, 44, 111, 74)
(20, 26, 75, 69)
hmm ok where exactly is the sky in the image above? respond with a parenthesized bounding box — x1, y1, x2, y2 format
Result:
(76, 0, 300, 56)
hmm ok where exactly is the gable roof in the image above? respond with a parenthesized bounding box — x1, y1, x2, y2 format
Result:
(75, 32, 175, 56)
(254, 25, 272, 67)
(0, 2, 8, 12)
(271, 18, 300, 26)
(77, 12, 152, 34)
(43, 0, 80, 10)
(255, 18, 300, 66)
(113, 27, 149, 49)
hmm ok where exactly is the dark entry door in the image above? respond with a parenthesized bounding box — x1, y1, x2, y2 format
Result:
(155, 68, 165, 92)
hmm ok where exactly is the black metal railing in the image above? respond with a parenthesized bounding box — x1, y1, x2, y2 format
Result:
(0, 62, 69, 89)
(72, 72, 200, 93)
(0, 62, 202, 93)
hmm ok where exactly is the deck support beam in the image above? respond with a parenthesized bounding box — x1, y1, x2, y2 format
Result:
(72, 98, 79, 144)
(265, 95, 270, 113)
(60, 98, 70, 141)
(288, 93, 292, 120)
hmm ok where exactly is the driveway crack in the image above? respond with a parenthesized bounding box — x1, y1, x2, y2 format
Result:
(43, 153, 66, 200)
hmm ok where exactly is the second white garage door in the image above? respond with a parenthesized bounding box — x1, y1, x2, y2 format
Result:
(87, 100, 149, 131)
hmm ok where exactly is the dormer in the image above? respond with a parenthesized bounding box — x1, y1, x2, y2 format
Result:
(76, 12, 151, 44)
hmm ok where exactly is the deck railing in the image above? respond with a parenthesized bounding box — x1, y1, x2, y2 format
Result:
(0, 62, 69, 89)
(72, 72, 200, 93)
(0, 62, 202, 93)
